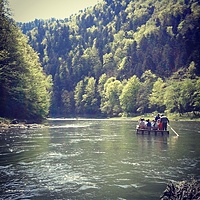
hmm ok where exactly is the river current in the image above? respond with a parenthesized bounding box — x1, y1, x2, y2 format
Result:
(0, 119, 200, 200)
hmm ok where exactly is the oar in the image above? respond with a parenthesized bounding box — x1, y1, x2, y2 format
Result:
(168, 124, 179, 137)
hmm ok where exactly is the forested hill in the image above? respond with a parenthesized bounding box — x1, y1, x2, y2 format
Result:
(18, 0, 200, 117)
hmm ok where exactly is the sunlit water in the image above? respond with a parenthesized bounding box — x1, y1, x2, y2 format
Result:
(0, 119, 200, 200)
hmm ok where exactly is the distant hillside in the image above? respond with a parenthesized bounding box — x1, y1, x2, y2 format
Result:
(18, 0, 200, 117)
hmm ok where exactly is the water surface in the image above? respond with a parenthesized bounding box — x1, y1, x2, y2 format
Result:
(0, 119, 200, 199)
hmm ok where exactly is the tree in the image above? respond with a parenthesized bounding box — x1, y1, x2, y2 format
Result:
(74, 77, 99, 115)
(120, 75, 140, 114)
(98, 73, 107, 98)
(163, 62, 200, 116)
(193, 78, 200, 115)
(61, 90, 74, 115)
(74, 80, 84, 114)
(82, 77, 99, 114)
(103, 53, 116, 77)
(149, 77, 166, 112)
(100, 77, 123, 116)
(179, 78, 199, 113)
(80, 46, 102, 79)
(164, 81, 183, 114)
(137, 70, 157, 114)
(0, 1, 52, 120)
(17, 0, 200, 117)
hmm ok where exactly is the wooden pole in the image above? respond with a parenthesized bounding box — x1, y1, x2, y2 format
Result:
(168, 124, 179, 136)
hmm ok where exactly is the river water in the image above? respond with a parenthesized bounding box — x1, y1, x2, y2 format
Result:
(0, 119, 200, 200)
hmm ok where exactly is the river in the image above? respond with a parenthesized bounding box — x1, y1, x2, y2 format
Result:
(0, 119, 200, 200)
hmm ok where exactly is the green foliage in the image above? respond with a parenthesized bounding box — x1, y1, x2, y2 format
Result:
(61, 90, 74, 115)
(13, 0, 200, 117)
(0, 0, 52, 120)
(164, 77, 200, 114)
(100, 77, 123, 116)
(164, 81, 183, 113)
(194, 79, 200, 112)
(136, 70, 157, 113)
(149, 77, 166, 111)
(74, 77, 99, 115)
(74, 80, 84, 114)
(120, 75, 141, 114)
(180, 79, 197, 112)
(82, 77, 99, 114)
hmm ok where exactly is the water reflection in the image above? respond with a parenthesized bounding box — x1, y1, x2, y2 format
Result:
(137, 134, 168, 151)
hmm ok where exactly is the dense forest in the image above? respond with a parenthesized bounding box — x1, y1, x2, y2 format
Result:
(0, 0, 52, 121)
(1, 0, 200, 119)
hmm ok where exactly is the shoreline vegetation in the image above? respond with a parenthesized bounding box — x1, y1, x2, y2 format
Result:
(0, 113, 199, 130)
(102, 112, 200, 121)
(130, 113, 200, 122)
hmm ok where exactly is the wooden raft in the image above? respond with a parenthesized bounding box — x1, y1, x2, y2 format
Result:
(136, 128, 169, 136)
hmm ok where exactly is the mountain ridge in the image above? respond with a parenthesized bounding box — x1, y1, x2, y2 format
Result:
(17, 0, 200, 117)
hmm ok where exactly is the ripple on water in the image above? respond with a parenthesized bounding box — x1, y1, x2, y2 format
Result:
(78, 184, 99, 191)
(49, 124, 91, 129)
(1, 120, 200, 200)
(121, 161, 140, 166)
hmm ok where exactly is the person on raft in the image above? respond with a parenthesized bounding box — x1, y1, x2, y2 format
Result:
(160, 114, 169, 130)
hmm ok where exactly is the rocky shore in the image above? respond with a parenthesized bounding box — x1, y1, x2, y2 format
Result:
(0, 118, 46, 131)
(160, 179, 200, 200)
(0, 123, 45, 130)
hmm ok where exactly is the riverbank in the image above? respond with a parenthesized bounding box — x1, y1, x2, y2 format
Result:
(0, 117, 46, 130)
(1, 115, 200, 125)
(0, 123, 46, 130)
(0, 113, 199, 131)
(130, 112, 200, 121)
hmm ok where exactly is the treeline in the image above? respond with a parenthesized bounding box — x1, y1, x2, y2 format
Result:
(18, 0, 200, 117)
(73, 66, 200, 117)
(0, 0, 52, 121)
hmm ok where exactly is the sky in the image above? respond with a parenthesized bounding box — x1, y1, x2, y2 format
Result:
(8, 0, 102, 22)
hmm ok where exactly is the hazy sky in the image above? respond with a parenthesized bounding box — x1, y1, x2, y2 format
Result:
(8, 0, 102, 22)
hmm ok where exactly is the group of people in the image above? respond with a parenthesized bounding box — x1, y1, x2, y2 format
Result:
(138, 114, 169, 131)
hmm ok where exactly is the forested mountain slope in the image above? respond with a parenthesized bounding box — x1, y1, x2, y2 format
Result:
(18, 0, 200, 117)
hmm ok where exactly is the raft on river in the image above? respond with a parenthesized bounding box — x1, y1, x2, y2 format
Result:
(136, 128, 169, 136)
